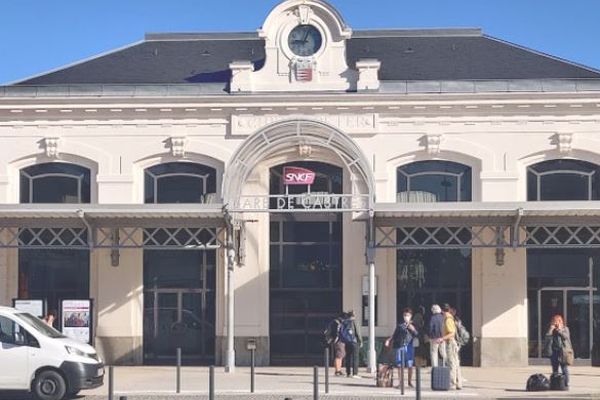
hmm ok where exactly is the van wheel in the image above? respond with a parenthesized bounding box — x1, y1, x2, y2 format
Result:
(32, 370, 66, 400)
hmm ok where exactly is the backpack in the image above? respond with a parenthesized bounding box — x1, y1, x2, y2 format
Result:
(339, 319, 356, 344)
(455, 321, 470, 347)
(323, 318, 341, 345)
(392, 324, 412, 348)
(526, 374, 550, 392)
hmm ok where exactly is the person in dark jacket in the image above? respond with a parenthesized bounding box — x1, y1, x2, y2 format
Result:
(428, 304, 446, 367)
(341, 310, 363, 378)
(546, 314, 573, 388)
(386, 307, 418, 387)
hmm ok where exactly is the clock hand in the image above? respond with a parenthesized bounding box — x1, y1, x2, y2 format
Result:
(303, 27, 310, 43)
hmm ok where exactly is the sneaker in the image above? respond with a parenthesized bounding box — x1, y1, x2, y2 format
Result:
(334, 371, 344, 377)
(351, 375, 362, 379)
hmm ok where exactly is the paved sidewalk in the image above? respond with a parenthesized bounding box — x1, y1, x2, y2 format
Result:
(75, 366, 600, 399)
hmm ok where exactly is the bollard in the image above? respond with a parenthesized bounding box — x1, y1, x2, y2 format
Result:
(399, 349, 405, 395)
(108, 366, 114, 400)
(250, 348, 256, 393)
(209, 365, 215, 400)
(313, 365, 319, 400)
(416, 366, 422, 400)
(176, 347, 182, 394)
(324, 347, 330, 394)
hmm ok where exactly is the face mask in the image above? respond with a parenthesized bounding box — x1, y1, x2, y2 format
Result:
(404, 316, 411, 323)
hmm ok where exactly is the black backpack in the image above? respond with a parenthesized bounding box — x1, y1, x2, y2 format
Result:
(526, 374, 550, 392)
(323, 318, 341, 345)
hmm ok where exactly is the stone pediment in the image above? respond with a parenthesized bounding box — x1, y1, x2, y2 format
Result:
(230, 0, 378, 93)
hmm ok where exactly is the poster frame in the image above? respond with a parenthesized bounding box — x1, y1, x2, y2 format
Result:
(12, 298, 46, 319)
(60, 299, 94, 344)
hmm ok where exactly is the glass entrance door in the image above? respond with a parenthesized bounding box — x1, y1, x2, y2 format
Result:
(537, 288, 596, 360)
(143, 250, 215, 365)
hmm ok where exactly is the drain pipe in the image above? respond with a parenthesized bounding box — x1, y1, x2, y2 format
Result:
(76, 209, 94, 249)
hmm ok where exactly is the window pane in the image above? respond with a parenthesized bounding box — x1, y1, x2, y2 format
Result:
(397, 161, 471, 203)
(156, 176, 205, 204)
(540, 173, 590, 201)
(32, 177, 79, 203)
(410, 174, 459, 202)
(144, 250, 206, 289)
(20, 163, 90, 204)
(19, 249, 90, 323)
(527, 170, 538, 201)
(283, 221, 332, 243)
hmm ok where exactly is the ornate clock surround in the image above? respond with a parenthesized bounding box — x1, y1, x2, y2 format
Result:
(230, 0, 362, 92)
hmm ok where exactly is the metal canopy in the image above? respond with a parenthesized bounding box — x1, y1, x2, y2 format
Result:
(374, 202, 600, 249)
(0, 204, 226, 250)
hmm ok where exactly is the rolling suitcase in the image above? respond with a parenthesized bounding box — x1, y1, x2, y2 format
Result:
(431, 361, 451, 391)
(550, 373, 567, 391)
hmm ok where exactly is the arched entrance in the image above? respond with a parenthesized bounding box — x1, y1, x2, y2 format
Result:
(222, 119, 375, 367)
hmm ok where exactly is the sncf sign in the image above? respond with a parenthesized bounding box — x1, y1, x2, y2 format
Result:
(283, 167, 316, 186)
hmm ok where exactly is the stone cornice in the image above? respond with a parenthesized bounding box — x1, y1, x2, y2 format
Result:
(1, 90, 600, 123)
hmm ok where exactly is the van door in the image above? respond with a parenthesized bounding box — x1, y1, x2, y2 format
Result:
(0, 315, 34, 389)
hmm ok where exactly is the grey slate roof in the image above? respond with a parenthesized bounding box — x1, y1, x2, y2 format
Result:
(14, 29, 600, 85)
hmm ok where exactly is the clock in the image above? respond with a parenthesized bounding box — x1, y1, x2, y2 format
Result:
(288, 25, 323, 57)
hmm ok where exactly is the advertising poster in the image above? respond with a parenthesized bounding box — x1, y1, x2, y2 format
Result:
(13, 299, 45, 318)
(61, 299, 92, 344)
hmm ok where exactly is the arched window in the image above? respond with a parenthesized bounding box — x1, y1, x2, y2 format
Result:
(20, 163, 91, 204)
(144, 162, 217, 204)
(397, 161, 472, 203)
(527, 160, 600, 201)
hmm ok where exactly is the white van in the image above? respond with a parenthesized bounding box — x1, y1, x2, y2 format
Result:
(0, 306, 104, 400)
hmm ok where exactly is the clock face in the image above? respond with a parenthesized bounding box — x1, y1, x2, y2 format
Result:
(288, 25, 323, 57)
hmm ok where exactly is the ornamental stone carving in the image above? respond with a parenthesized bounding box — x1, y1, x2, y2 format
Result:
(424, 134, 443, 155)
(43, 137, 60, 158)
(170, 136, 187, 158)
(557, 132, 573, 154)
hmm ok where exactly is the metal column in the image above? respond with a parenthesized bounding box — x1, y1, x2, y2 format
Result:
(225, 211, 236, 373)
(366, 215, 377, 374)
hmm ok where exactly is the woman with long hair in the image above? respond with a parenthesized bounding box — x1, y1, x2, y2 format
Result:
(545, 314, 574, 388)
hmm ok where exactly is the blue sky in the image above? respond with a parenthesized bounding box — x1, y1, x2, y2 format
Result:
(1, 0, 599, 85)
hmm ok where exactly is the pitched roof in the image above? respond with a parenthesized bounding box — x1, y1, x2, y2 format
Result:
(14, 29, 600, 85)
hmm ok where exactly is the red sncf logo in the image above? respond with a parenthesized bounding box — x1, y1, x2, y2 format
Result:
(283, 167, 316, 186)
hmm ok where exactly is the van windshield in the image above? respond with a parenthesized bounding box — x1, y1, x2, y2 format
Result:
(17, 313, 65, 339)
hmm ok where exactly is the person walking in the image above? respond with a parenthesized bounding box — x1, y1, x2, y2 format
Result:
(428, 304, 446, 367)
(441, 304, 462, 390)
(545, 314, 573, 388)
(324, 312, 346, 376)
(412, 305, 426, 367)
(340, 310, 362, 378)
(386, 308, 419, 388)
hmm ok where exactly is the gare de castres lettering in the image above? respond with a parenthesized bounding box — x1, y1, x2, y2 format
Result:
(231, 166, 370, 212)
(232, 193, 369, 212)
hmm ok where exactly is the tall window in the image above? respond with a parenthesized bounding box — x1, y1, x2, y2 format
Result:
(397, 161, 472, 203)
(145, 162, 217, 204)
(396, 161, 473, 363)
(527, 160, 600, 201)
(269, 162, 343, 364)
(20, 163, 91, 204)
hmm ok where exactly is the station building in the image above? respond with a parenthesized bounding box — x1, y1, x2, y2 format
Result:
(0, 0, 599, 369)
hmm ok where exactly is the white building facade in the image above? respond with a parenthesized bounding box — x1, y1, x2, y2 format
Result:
(0, 0, 599, 369)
